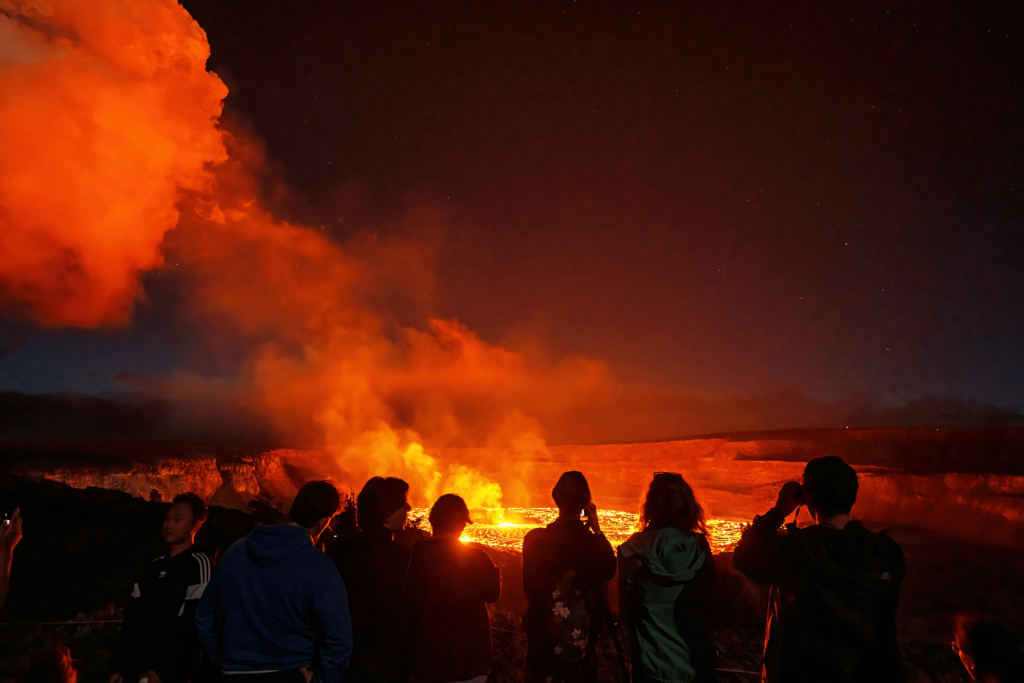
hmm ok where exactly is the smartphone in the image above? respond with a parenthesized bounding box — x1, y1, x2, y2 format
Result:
(793, 484, 805, 504)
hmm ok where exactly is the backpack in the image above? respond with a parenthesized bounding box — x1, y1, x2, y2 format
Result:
(537, 568, 594, 664)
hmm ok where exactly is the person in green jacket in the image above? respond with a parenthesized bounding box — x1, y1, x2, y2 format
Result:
(618, 473, 717, 683)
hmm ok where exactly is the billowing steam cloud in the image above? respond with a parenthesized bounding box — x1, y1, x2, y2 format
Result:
(0, 0, 226, 325)
(0, 0, 603, 509)
(164, 136, 615, 507)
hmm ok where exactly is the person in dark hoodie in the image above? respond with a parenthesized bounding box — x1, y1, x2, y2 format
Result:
(405, 494, 501, 683)
(733, 455, 906, 683)
(522, 471, 617, 683)
(109, 492, 212, 683)
(196, 481, 352, 683)
(618, 472, 717, 683)
(327, 476, 413, 683)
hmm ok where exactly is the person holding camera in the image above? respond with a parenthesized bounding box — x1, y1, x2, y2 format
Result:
(522, 471, 617, 683)
(733, 455, 906, 683)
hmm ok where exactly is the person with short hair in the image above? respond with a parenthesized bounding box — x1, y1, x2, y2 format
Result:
(618, 472, 717, 683)
(109, 493, 212, 683)
(405, 494, 501, 683)
(734, 456, 906, 683)
(196, 481, 353, 682)
(327, 477, 413, 683)
(522, 471, 617, 683)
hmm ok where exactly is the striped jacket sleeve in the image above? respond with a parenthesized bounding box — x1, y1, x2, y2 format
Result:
(154, 551, 212, 681)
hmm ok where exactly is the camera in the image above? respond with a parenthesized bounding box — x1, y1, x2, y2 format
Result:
(793, 484, 805, 504)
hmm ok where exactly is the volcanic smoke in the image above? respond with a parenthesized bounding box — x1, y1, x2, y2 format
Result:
(0, 0, 624, 510)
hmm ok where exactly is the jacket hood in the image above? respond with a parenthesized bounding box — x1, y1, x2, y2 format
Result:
(791, 520, 893, 586)
(620, 527, 705, 581)
(244, 523, 312, 567)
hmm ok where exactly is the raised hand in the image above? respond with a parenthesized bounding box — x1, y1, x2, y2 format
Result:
(773, 481, 803, 518)
(584, 502, 603, 534)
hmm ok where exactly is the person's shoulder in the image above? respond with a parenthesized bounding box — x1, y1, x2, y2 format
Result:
(386, 538, 413, 562)
(305, 544, 343, 571)
(326, 533, 364, 559)
(183, 547, 214, 581)
(468, 545, 497, 566)
(618, 531, 643, 557)
(523, 525, 548, 547)
(875, 528, 905, 561)
(217, 537, 248, 567)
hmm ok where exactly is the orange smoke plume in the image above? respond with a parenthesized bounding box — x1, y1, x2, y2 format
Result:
(165, 139, 618, 508)
(0, 0, 638, 510)
(0, 0, 226, 325)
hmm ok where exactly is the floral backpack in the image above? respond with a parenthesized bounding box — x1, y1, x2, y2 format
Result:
(538, 568, 594, 664)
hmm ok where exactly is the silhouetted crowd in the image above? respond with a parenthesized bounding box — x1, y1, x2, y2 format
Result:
(4, 456, 1023, 683)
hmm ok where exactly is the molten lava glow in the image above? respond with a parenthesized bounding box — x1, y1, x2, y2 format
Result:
(411, 508, 745, 554)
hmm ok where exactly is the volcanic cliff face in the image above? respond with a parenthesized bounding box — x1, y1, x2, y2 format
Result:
(5, 442, 332, 511)
(4, 428, 1023, 549)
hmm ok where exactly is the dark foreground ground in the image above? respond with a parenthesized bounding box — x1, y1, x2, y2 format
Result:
(3, 476, 1018, 682)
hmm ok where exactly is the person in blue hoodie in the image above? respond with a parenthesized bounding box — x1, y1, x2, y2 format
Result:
(618, 472, 717, 683)
(196, 481, 353, 683)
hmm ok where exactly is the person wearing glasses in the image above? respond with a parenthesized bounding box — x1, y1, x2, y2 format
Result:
(733, 456, 906, 683)
(618, 472, 717, 683)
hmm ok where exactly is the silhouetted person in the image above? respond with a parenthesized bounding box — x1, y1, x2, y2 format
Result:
(405, 494, 501, 683)
(619, 472, 717, 683)
(954, 615, 1024, 683)
(734, 455, 906, 683)
(196, 481, 352, 682)
(522, 471, 617, 683)
(327, 476, 413, 683)
(0, 506, 21, 613)
(109, 493, 212, 683)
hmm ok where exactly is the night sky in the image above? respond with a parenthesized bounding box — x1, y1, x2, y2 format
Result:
(1, 1, 1022, 427)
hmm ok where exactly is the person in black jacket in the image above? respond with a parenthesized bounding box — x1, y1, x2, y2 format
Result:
(522, 471, 617, 683)
(405, 494, 501, 683)
(327, 476, 413, 683)
(109, 493, 212, 683)
(733, 456, 906, 683)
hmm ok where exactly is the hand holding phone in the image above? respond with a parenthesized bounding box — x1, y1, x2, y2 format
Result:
(582, 502, 602, 535)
